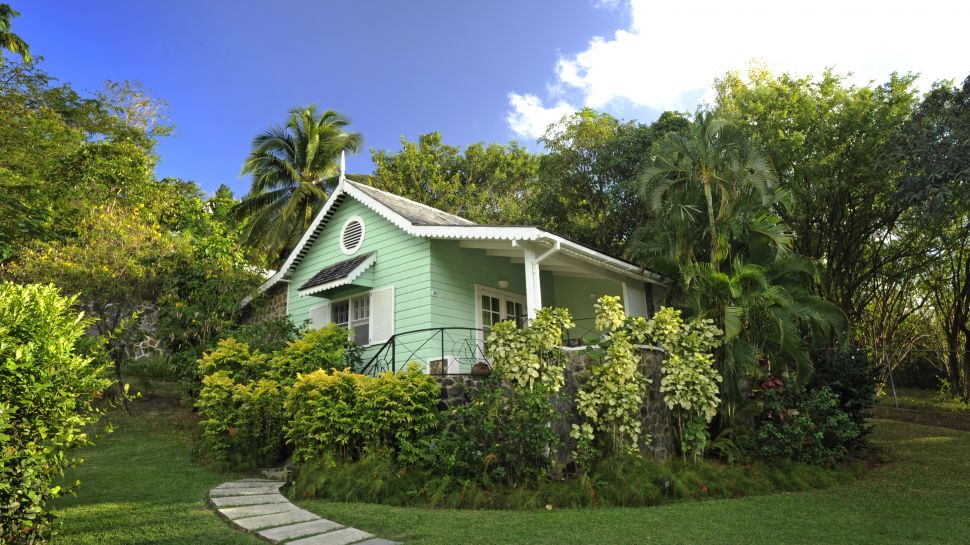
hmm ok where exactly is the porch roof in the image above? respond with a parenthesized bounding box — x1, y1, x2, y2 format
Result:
(297, 251, 376, 296)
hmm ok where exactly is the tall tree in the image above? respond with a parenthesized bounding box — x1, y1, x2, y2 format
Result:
(714, 67, 921, 323)
(236, 106, 362, 263)
(369, 131, 538, 225)
(0, 4, 29, 64)
(531, 108, 688, 255)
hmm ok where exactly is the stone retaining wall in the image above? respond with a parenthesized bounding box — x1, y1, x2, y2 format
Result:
(430, 346, 673, 460)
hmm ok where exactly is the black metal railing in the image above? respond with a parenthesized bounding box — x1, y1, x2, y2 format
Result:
(358, 327, 489, 376)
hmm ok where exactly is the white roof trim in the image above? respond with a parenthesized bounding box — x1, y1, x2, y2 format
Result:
(243, 177, 670, 306)
(298, 251, 377, 297)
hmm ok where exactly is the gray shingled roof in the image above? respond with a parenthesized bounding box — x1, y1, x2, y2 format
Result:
(346, 180, 477, 226)
(299, 252, 375, 291)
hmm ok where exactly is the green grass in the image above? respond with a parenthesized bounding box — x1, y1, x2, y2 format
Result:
(879, 387, 970, 413)
(54, 395, 970, 545)
(52, 398, 263, 545)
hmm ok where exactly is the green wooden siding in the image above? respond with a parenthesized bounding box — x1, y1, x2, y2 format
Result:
(551, 275, 625, 338)
(286, 198, 432, 368)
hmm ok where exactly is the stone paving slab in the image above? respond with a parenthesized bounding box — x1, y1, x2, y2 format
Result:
(217, 502, 297, 519)
(210, 493, 289, 507)
(214, 480, 285, 489)
(257, 519, 344, 542)
(234, 509, 320, 531)
(210, 486, 283, 497)
(209, 478, 402, 544)
(287, 527, 373, 545)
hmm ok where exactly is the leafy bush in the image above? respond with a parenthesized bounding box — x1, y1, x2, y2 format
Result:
(196, 372, 286, 469)
(285, 366, 439, 464)
(226, 317, 303, 355)
(810, 348, 878, 450)
(0, 282, 111, 544)
(754, 385, 863, 465)
(426, 376, 561, 485)
(197, 337, 272, 382)
(269, 324, 357, 385)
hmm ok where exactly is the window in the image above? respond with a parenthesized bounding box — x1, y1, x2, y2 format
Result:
(332, 293, 370, 345)
(340, 217, 365, 255)
(476, 286, 526, 338)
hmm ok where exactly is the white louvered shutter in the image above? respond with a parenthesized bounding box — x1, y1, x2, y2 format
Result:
(622, 282, 648, 318)
(309, 303, 330, 330)
(368, 286, 395, 344)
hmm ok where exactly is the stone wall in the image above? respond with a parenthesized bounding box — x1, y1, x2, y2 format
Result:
(430, 346, 673, 460)
(242, 283, 288, 324)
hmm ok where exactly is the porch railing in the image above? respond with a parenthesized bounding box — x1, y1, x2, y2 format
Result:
(358, 327, 488, 376)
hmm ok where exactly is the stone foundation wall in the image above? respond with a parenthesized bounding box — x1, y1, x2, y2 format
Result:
(242, 283, 288, 324)
(430, 346, 673, 460)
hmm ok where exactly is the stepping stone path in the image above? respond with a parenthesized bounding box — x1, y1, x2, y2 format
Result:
(210, 478, 402, 545)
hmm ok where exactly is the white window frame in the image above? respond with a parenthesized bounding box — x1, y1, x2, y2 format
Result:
(339, 216, 366, 255)
(474, 285, 526, 342)
(330, 292, 371, 345)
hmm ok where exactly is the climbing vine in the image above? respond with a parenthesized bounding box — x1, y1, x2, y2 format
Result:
(572, 296, 649, 455)
(486, 307, 574, 392)
(632, 307, 722, 461)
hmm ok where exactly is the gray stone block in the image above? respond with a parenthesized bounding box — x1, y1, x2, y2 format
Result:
(219, 502, 297, 519)
(218, 480, 283, 488)
(287, 527, 373, 545)
(233, 509, 319, 530)
(258, 519, 344, 542)
(210, 493, 289, 507)
(210, 486, 282, 497)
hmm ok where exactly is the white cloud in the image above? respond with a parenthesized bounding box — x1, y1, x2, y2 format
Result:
(507, 0, 970, 139)
(506, 93, 575, 140)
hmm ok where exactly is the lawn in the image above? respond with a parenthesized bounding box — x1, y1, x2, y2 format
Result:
(54, 393, 970, 545)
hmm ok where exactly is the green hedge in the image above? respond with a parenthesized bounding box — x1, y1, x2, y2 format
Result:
(0, 282, 111, 544)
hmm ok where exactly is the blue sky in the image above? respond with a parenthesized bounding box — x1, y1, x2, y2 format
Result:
(16, 1, 969, 196)
(17, 1, 627, 195)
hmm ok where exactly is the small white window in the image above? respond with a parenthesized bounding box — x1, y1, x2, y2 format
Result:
(331, 293, 370, 345)
(340, 216, 365, 255)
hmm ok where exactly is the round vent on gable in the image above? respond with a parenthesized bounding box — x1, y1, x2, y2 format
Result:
(340, 216, 365, 255)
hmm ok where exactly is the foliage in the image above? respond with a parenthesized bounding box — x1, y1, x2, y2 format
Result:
(810, 348, 879, 449)
(0, 282, 111, 544)
(195, 372, 285, 470)
(532, 108, 689, 255)
(196, 337, 272, 383)
(0, 4, 30, 63)
(425, 376, 561, 486)
(284, 366, 439, 464)
(236, 105, 362, 263)
(268, 324, 357, 385)
(572, 296, 649, 456)
(370, 131, 539, 225)
(753, 385, 863, 466)
(224, 317, 303, 355)
(633, 306, 722, 460)
(486, 306, 573, 392)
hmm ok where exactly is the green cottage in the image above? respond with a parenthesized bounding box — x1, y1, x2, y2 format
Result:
(245, 176, 669, 374)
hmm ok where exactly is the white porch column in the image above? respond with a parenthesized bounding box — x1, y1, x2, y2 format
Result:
(523, 248, 542, 319)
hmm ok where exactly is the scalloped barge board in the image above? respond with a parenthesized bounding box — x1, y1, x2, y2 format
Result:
(209, 479, 402, 545)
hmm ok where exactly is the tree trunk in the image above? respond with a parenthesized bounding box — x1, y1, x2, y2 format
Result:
(703, 181, 718, 269)
(946, 332, 962, 395)
(964, 334, 970, 403)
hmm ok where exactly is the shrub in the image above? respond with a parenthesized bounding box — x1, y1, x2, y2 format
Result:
(0, 282, 111, 544)
(285, 365, 439, 464)
(195, 372, 286, 469)
(754, 385, 863, 465)
(426, 376, 561, 485)
(226, 317, 303, 355)
(269, 324, 356, 385)
(197, 337, 271, 382)
(810, 348, 878, 450)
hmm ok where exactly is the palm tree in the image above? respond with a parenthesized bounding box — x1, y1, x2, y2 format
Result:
(0, 4, 30, 63)
(237, 106, 362, 262)
(636, 112, 780, 268)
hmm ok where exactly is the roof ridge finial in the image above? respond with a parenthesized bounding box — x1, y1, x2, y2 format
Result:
(340, 150, 346, 180)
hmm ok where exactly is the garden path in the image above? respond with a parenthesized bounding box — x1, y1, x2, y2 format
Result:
(210, 478, 402, 545)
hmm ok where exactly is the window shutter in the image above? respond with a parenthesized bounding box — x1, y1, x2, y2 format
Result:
(309, 303, 330, 330)
(622, 282, 648, 318)
(368, 286, 395, 344)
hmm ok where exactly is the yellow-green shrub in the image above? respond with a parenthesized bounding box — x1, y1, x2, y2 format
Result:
(285, 366, 439, 463)
(269, 324, 355, 385)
